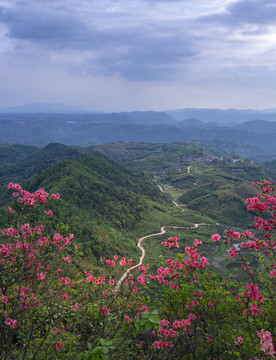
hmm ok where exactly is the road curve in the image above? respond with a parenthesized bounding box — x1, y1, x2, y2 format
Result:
(114, 227, 166, 293)
(114, 222, 217, 293)
(114, 184, 219, 293)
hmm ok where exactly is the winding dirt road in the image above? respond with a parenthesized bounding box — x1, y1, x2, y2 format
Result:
(114, 222, 218, 293)
(114, 184, 219, 293)
(114, 227, 166, 293)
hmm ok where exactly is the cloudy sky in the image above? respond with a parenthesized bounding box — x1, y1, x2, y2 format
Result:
(0, 0, 276, 111)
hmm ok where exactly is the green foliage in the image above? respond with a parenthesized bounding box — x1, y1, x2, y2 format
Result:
(18, 152, 171, 263)
(131, 309, 160, 337)
(76, 340, 115, 360)
(1, 179, 276, 360)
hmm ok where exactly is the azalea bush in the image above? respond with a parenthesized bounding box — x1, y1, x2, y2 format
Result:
(0, 184, 149, 359)
(147, 180, 275, 359)
(0, 181, 275, 359)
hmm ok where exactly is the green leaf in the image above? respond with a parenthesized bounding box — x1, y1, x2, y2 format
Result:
(105, 340, 113, 346)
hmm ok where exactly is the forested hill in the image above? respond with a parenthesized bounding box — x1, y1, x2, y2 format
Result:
(1, 141, 275, 232)
(79, 142, 275, 226)
(0, 143, 86, 203)
(0, 143, 172, 261)
(26, 153, 167, 228)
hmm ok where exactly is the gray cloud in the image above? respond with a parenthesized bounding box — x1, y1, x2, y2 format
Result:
(0, 0, 276, 110)
(200, 0, 276, 27)
(0, 4, 93, 49)
(0, 1, 200, 80)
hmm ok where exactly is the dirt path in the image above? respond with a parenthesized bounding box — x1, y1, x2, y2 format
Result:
(114, 227, 166, 293)
(114, 184, 219, 293)
(114, 222, 218, 293)
(157, 184, 164, 192)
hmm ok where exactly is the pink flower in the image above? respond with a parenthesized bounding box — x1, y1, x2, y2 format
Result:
(235, 336, 243, 344)
(270, 269, 276, 278)
(237, 337, 243, 344)
(1, 294, 8, 303)
(51, 193, 60, 200)
(228, 247, 238, 259)
(125, 315, 132, 323)
(53, 327, 58, 335)
(37, 272, 46, 280)
(62, 256, 71, 263)
(120, 257, 126, 266)
(5, 318, 17, 329)
(194, 239, 202, 246)
(44, 210, 53, 216)
(61, 294, 68, 300)
(56, 342, 64, 351)
(211, 234, 221, 242)
(258, 329, 275, 356)
(60, 277, 70, 284)
(153, 341, 160, 349)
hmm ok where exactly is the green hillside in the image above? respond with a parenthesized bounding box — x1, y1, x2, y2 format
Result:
(80, 141, 274, 226)
(0, 141, 275, 267)
(0, 143, 86, 205)
(18, 152, 173, 263)
(0, 143, 39, 163)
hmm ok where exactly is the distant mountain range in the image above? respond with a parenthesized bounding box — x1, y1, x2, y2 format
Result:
(167, 108, 276, 124)
(1, 103, 276, 124)
(1, 104, 276, 162)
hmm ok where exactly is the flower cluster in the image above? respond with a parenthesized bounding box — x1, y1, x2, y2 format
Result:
(161, 237, 179, 248)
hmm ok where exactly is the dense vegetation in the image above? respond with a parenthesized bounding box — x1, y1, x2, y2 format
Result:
(0, 139, 275, 358)
(0, 141, 275, 267)
(82, 142, 274, 226)
(0, 180, 275, 359)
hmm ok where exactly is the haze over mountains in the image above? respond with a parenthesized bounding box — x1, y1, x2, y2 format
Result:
(1, 103, 276, 162)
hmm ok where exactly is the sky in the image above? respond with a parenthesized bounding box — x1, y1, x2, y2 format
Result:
(0, 0, 276, 111)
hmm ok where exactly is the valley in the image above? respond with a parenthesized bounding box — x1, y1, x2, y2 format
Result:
(0, 140, 273, 280)
(1, 138, 275, 359)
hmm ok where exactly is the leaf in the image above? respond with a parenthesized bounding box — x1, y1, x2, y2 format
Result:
(105, 340, 113, 346)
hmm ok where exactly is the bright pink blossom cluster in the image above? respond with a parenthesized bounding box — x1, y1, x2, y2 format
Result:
(8, 182, 59, 208)
(151, 314, 196, 350)
(161, 237, 179, 248)
(258, 329, 275, 357)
